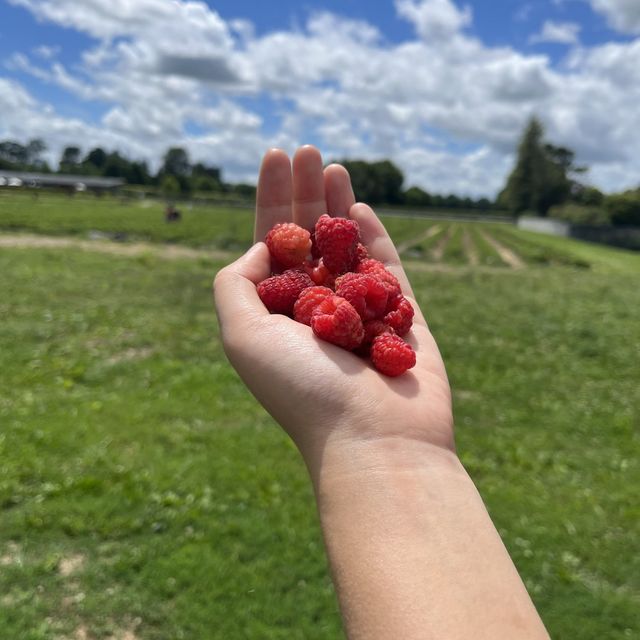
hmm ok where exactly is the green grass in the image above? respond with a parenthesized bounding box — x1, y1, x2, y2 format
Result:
(488, 224, 591, 269)
(441, 223, 468, 264)
(1, 234, 638, 638)
(469, 225, 507, 267)
(5, 191, 640, 273)
(0, 191, 255, 250)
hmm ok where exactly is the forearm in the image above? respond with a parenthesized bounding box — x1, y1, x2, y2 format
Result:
(310, 438, 549, 640)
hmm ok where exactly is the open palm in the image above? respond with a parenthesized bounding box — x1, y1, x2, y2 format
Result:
(214, 146, 454, 467)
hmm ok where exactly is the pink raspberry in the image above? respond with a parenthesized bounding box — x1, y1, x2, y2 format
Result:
(311, 295, 364, 350)
(370, 333, 416, 377)
(314, 214, 360, 275)
(293, 286, 333, 325)
(335, 272, 388, 321)
(356, 258, 402, 304)
(257, 270, 313, 315)
(384, 295, 414, 336)
(265, 223, 312, 269)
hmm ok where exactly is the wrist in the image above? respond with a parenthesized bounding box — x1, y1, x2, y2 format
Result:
(303, 431, 462, 493)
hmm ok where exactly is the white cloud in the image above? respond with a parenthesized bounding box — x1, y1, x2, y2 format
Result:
(395, 0, 472, 41)
(529, 20, 581, 44)
(33, 45, 60, 59)
(2, 0, 640, 196)
(589, 0, 640, 35)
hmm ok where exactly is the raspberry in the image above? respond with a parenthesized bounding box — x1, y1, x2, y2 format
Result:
(362, 319, 393, 348)
(257, 270, 313, 315)
(304, 259, 336, 289)
(370, 333, 416, 377)
(311, 295, 364, 350)
(384, 295, 414, 336)
(265, 223, 312, 269)
(314, 214, 360, 275)
(335, 272, 388, 321)
(310, 231, 321, 260)
(356, 258, 402, 304)
(293, 286, 333, 325)
(353, 243, 369, 269)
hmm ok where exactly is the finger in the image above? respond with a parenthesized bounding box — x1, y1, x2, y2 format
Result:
(213, 242, 271, 336)
(292, 145, 326, 231)
(255, 149, 292, 242)
(349, 202, 427, 327)
(324, 163, 355, 216)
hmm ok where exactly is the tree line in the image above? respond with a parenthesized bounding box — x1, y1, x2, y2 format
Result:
(1, 127, 638, 224)
(0, 141, 254, 199)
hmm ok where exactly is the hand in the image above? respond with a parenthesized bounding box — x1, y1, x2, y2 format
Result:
(214, 146, 454, 477)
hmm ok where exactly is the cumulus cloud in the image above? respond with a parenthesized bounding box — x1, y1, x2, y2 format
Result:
(2, 0, 640, 195)
(396, 0, 472, 41)
(589, 0, 640, 35)
(529, 21, 581, 45)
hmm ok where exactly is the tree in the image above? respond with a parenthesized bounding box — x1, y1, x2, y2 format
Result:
(26, 139, 47, 168)
(159, 147, 192, 194)
(161, 147, 191, 178)
(404, 186, 432, 207)
(59, 146, 81, 174)
(160, 175, 181, 200)
(84, 147, 108, 170)
(192, 162, 222, 192)
(604, 191, 640, 226)
(476, 198, 492, 211)
(338, 159, 404, 204)
(499, 117, 582, 216)
(0, 138, 47, 170)
(573, 185, 604, 207)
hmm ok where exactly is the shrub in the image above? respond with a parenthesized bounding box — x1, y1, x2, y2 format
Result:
(548, 204, 611, 226)
(604, 192, 640, 226)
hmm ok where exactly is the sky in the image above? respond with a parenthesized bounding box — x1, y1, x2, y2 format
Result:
(1, 0, 639, 197)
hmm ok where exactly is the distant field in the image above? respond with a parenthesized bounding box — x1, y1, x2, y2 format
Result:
(1, 192, 639, 639)
(0, 191, 631, 272)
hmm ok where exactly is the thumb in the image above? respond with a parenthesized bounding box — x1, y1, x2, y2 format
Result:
(213, 242, 271, 337)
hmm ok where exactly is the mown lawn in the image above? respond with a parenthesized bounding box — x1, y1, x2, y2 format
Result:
(1, 231, 638, 638)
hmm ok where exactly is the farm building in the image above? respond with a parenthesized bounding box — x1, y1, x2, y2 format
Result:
(0, 170, 124, 193)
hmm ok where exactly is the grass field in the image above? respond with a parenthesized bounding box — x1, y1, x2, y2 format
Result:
(1, 193, 639, 639)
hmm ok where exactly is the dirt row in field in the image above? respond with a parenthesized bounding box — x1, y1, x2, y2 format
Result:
(398, 224, 525, 269)
(396, 224, 442, 254)
(478, 230, 525, 269)
(0, 230, 526, 271)
(0, 233, 231, 261)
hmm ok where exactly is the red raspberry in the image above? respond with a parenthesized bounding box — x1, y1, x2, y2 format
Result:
(310, 231, 321, 260)
(370, 333, 416, 377)
(335, 273, 388, 321)
(311, 295, 364, 350)
(384, 295, 414, 336)
(257, 270, 313, 315)
(314, 214, 360, 275)
(354, 319, 393, 357)
(362, 319, 393, 347)
(353, 243, 369, 269)
(293, 286, 333, 325)
(304, 259, 336, 289)
(356, 258, 402, 304)
(265, 223, 312, 269)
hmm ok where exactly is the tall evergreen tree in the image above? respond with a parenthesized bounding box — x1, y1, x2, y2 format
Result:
(499, 117, 579, 216)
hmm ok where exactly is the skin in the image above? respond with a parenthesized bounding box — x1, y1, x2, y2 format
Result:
(214, 146, 550, 640)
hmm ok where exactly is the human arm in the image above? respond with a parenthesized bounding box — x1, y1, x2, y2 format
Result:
(213, 146, 550, 639)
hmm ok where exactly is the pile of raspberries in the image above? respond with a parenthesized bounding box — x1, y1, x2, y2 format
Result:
(256, 215, 416, 377)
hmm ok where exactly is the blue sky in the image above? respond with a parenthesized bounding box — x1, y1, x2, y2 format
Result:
(1, 0, 639, 195)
